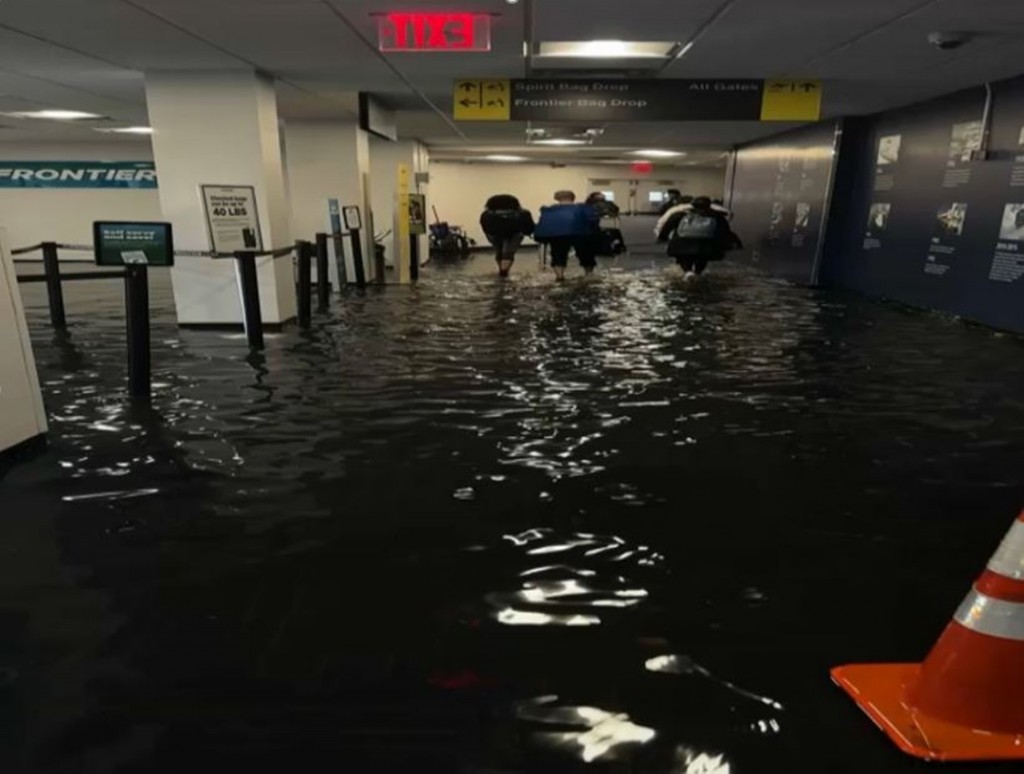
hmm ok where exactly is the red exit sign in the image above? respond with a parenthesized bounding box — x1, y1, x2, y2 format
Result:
(377, 12, 491, 52)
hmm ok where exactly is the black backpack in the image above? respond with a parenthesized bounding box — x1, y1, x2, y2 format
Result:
(674, 211, 719, 240)
(481, 209, 522, 239)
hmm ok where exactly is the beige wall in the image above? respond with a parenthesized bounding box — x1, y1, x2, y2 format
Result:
(429, 161, 726, 244)
(0, 142, 160, 251)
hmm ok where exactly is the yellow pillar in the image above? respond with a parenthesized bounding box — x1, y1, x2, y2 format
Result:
(394, 163, 411, 284)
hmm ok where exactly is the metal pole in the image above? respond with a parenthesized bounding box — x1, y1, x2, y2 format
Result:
(41, 242, 66, 329)
(410, 234, 420, 282)
(332, 230, 348, 287)
(124, 264, 151, 400)
(349, 228, 367, 288)
(373, 236, 386, 285)
(296, 240, 312, 329)
(235, 251, 265, 350)
(314, 233, 331, 310)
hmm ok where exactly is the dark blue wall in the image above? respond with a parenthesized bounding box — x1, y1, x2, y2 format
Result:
(728, 121, 840, 284)
(824, 78, 1024, 332)
(731, 73, 1024, 333)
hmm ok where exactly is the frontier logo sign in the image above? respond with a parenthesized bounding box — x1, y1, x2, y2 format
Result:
(0, 161, 157, 188)
(376, 12, 491, 52)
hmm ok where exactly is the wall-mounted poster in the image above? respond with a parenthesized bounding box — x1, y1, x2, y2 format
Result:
(794, 203, 811, 230)
(877, 135, 902, 166)
(342, 206, 363, 231)
(999, 203, 1024, 241)
(949, 121, 983, 163)
(868, 203, 891, 232)
(935, 202, 968, 237)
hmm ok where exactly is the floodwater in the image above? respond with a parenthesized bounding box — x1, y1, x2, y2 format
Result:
(3, 231, 1024, 773)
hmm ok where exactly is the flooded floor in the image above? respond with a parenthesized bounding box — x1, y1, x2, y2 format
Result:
(4, 230, 1024, 772)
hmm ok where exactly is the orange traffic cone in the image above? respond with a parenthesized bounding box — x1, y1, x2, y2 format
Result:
(832, 510, 1024, 761)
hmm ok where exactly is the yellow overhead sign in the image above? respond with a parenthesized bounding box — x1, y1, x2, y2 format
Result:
(761, 80, 822, 121)
(454, 79, 511, 121)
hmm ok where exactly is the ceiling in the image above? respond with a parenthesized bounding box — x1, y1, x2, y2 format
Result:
(0, 0, 1021, 161)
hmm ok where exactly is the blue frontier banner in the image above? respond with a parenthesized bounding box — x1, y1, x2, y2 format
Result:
(0, 161, 157, 188)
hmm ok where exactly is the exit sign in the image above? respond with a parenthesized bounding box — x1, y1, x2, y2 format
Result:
(377, 12, 491, 52)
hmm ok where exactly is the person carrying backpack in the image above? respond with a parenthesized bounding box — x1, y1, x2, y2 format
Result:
(658, 188, 684, 217)
(666, 196, 741, 279)
(533, 190, 600, 281)
(480, 194, 535, 278)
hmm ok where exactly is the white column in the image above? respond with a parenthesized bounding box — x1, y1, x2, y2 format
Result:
(146, 71, 295, 325)
(283, 121, 372, 286)
(0, 229, 47, 455)
(369, 139, 430, 280)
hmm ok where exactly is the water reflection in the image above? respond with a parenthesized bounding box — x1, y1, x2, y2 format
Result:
(517, 695, 657, 762)
(7, 257, 1024, 772)
(486, 528, 662, 626)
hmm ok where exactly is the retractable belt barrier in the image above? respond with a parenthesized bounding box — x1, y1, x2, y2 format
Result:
(10, 236, 344, 397)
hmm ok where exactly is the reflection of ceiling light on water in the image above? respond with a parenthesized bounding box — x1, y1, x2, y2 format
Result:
(674, 749, 732, 774)
(516, 697, 657, 763)
(496, 607, 600, 626)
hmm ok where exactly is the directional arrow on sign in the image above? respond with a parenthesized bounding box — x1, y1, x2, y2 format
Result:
(486, 98, 505, 107)
(459, 98, 479, 108)
(486, 82, 506, 92)
(459, 82, 476, 93)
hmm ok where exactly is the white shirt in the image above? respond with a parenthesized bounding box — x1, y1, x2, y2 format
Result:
(654, 203, 731, 237)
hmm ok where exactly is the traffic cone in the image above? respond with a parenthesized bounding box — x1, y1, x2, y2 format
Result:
(832, 510, 1024, 762)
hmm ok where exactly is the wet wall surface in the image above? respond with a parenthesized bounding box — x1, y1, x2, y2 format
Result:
(3, 239, 1024, 772)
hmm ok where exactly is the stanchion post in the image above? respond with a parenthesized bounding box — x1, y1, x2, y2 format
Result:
(235, 251, 265, 350)
(314, 233, 330, 310)
(410, 235, 420, 282)
(124, 264, 151, 399)
(296, 240, 312, 329)
(349, 228, 367, 288)
(41, 241, 66, 329)
(332, 230, 348, 288)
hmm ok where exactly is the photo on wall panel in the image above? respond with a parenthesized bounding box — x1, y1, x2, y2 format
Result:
(999, 203, 1024, 241)
(868, 203, 891, 232)
(877, 135, 901, 166)
(935, 203, 968, 237)
(949, 121, 983, 163)
(794, 203, 811, 231)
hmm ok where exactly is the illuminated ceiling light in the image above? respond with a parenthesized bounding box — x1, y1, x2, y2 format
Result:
(532, 138, 588, 146)
(94, 126, 153, 135)
(631, 149, 685, 158)
(5, 109, 104, 120)
(536, 40, 679, 59)
(483, 154, 527, 162)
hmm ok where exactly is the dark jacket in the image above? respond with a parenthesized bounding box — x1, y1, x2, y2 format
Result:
(666, 207, 740, 259)
(590, 199, 620, 219)
(480, 195, 535, 240)
(533, 203, 600, 241)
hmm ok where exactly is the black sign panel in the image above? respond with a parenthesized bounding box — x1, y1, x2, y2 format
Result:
(510, 79, 764, 122)
(453, 78, 822, 122)
(729, 122, 839, 284)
